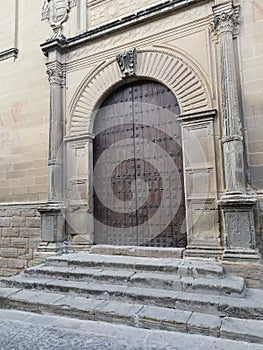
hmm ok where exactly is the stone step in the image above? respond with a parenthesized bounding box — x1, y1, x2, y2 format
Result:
(90, 245, 185, 259)
(24, 265, 245, 297)
(1, 287, 263, 344)
(0, 275, 262, 319)
(45, 253, 224, 277)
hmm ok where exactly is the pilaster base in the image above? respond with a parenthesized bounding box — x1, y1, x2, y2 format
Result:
(219, 194, 261, 263)
(222, 248, 261, 263)
(69, 234, 92, 252)
(184, 245, 224, 259)
(38, 203, 66, 243)
(33, 242, 67, 263)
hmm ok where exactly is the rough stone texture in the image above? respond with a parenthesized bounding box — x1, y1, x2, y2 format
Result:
(223, 262, 263, 289)
(138, 305, 191, 331)
(187, 312, 222, 337)
(0, 205, 41, 277)
(90, 245, 185, 259)
(0, 309, 262, 350)
(1, 253, 263, 345)
(221, 317, 263, 344)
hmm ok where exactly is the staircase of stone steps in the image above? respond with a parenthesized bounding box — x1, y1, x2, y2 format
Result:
(0, 246, 263, 345)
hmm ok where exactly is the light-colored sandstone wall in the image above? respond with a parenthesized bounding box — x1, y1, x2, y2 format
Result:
(0, 0, 50, 204)
(239, 0, 263, 253)
(240, 0, 263, 191)
(0, 1, 49, 276)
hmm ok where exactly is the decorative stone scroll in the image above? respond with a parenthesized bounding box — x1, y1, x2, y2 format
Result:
(116, 48, 137, 78)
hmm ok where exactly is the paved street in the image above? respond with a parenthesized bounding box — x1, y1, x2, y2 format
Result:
(0, 309, 262, 350)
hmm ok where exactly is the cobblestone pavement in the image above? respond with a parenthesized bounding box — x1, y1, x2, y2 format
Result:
(0, 309, 262, 350)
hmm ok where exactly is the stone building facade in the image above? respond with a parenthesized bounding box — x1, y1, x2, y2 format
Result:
(0, 0, 263, 277)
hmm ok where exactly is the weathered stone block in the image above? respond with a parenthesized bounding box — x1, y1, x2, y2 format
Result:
(13, 161, 33, 171)
(8, 258, 27, 269)
(11, 217, 26, 228)
(11, 238, 28, 249)
(26, 217, 40, 228)
(6, 208, 22, 216)
(16, 249, 29, 257)
(28, 238, 41, 249)
(2, 228, 20, 238)
(0, 238, 11, 248)
(0, 258, 8, 268)
(0, 218, 11, 227)
(22, 209, 39, 217)
(0, 248, 18, 258)
(19, 228, 40, 238)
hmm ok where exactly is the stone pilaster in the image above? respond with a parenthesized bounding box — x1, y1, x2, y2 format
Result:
(77, 0, 88, 33)
(65, 133, 95, 251)
(37, 58, 66, 255)
(213, 2, 261, 262)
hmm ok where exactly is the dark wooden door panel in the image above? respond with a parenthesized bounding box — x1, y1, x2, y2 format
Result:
(93, 80, 186, 247)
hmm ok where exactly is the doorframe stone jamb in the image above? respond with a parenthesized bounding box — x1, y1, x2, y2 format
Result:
(178, 109, 223, 259)
(63, 132, 95, 250)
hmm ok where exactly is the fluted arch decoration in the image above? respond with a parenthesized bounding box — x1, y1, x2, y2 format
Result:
(68, 48, 212, 136)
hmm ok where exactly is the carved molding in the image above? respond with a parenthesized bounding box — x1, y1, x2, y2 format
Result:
(116, 48, 137, 78)
(68, 48, 211, 136)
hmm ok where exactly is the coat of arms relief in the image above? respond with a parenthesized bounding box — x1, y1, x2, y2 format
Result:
(42, 0, 77, 39)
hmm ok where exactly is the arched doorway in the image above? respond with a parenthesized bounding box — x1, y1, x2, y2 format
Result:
(93, 80, 186, 247)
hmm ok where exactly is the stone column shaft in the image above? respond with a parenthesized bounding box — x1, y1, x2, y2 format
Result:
(47, 63, 64, 202)
(214, 5, 245, 194)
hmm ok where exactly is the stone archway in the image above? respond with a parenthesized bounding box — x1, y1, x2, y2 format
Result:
(66, 47, 222, 256)
(68, 48, 212, 137)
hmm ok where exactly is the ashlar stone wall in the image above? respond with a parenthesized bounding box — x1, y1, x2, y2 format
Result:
(0, 206, 41, 277)
(0, 0, 50, 204)
(239, 0, 263, 254)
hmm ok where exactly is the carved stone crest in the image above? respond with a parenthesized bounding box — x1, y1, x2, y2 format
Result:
(116, 48, 137, 78)
(42, 0, 76, 39)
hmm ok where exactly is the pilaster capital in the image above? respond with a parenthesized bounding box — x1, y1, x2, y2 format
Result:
(46, 63, 66, 86)
(212, 4, 240, 36)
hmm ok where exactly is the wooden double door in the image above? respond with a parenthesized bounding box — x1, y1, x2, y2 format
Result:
(93, 80, 186, 247)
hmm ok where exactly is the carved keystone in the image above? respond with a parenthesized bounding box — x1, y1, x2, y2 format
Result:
(116, 48, 137, 78)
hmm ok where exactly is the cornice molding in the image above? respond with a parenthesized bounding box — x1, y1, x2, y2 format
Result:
(40, 0, 209, 54)
(0, 48, 18, 62)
